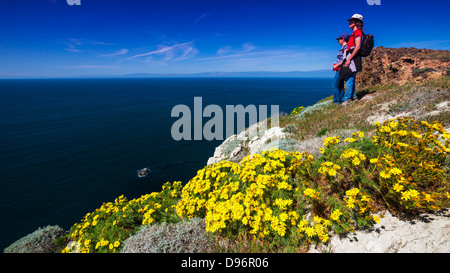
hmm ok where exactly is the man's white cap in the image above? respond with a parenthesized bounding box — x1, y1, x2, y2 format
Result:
(347, 14, 363, 22)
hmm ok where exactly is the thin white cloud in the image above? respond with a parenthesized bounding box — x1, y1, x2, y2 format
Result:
(192, 10, 213, 26)
(64, 47, 83, 53)
(203, 49, 295, 62)
(60, 38, 113, 53)
(217, 43, 256, 56)
(99, 49, 129, 57)
(119, 41, 197, 63)
(61, 65, 116, 69)
(69, 38, 82, 46)
(60, 38, 83, 53)
(242, 43, 256, 52)
(76, 65, 111, 68)
(217, 46, 232, 56)
(91, 41, 114, 46)
(196, 44, 335, 71)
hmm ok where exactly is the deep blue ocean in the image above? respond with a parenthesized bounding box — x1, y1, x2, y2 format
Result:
(0, 77, 332, 250)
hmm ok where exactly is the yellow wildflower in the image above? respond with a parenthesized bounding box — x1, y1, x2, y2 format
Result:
(361, 194, 371, 203)
(370, 158, 379, 164)
(304, 188, 318, 200)
(346, 197, 356, 209)
(393, 183, 404, 192)
(389, 167, 402, 175)
(328, 168, 337, 177)
(373, 215, 380, 224)
(408, 189, 419, 199)
(330, 209, 342, 221)
(346, 188, 360, 197)
(379, 171, 391, 179)
(424, 193, 434, 203)
(352, 157, 361, 166)
(84, 239, 91, 248)
(323, 136, 340, 147)
(304, 227, 316, 237)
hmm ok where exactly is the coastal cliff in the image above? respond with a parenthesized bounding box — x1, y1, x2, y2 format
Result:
(5, 47, 450, 254)
(356, 46, 450, 89)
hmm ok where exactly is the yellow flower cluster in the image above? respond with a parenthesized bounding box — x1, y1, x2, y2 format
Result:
(344, 187, 374, 215)
(64, 181, 182, 253)
(288, 151, 314, 175)
(373, 117, 450, 211)
(176, 160, 241, 218)
(341, 148, 366, 166)
(401, 189, 420, 201)
(175, 117, 448, 247)
(303, 188, 320, 201)
(323, 136, 340, 147)
(344, 131, 364, 143)
(297, 216, 331, 243)
(290, 106, 304, 116)
(330, 209, 343, 222)
(318, 161, 341, 177)
(177, 149, 312, 239)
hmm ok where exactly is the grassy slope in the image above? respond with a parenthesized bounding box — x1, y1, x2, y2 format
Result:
(279, 77, 450, 150)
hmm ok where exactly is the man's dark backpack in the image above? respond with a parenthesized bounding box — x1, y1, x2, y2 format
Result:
(359, 33, 374, 57)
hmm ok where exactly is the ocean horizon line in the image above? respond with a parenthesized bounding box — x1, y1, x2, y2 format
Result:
(0, 70, 334, 80)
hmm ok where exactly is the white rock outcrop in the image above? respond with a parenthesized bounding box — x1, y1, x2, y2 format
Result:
(207, 121, 286, 165)
(309, 209, 450, 253)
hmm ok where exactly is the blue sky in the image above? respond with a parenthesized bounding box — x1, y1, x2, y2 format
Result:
(0, 0, 449, 78)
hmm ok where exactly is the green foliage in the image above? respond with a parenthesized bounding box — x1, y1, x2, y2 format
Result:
(282, 124, 298, 134)
(278, 138, 297, 152)
(412, 67, 437, 77)
(316, 127, 328, 137)
(62, 181, 182, 253)
(223, 138, 242, 157)
(421, 76, 450, 89)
